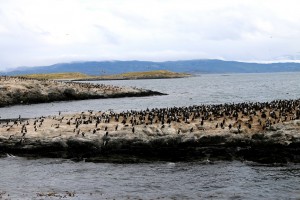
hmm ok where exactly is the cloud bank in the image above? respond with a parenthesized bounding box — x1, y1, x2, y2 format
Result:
(0, 0, 300, 70)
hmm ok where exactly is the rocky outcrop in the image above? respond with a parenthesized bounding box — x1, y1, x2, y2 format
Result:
(1, 120, 299, 163)
(0, 76, 165, 107)
(1, 99, 300, 163)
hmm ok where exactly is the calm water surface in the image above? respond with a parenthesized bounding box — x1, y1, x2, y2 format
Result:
(1, 72, 300, 119)
(0, 157, 299, 199)
(0, 72, 300, 199)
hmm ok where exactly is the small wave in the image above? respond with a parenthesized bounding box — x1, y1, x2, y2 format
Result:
(6, 153, 16, 158)
(167, 162, 176, 166)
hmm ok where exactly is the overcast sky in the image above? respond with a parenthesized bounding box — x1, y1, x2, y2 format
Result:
(0, 0, 300, 70)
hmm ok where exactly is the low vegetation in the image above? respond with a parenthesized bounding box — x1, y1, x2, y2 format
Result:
(19, 70, 190, 81)
(97, 70, 190, 80)
(21, 72, 92, 80)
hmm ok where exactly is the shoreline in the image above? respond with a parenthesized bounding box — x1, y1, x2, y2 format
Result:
(1, 99, 300, 163)
(73, 75, 191, 82)
(1, 130, 299, 164)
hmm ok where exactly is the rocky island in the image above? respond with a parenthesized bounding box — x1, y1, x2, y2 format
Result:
(21, 70, 191, 81)
(1, 99, 299, 163)
(77, 70, 191, 81)
(0, 76, 165, 107)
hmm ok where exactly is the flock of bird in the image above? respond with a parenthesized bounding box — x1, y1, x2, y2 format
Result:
(1, 98, 300, 146)
(1, 75, 300, 146)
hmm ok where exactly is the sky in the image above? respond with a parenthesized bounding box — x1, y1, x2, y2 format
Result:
(0, 0, 300, 70)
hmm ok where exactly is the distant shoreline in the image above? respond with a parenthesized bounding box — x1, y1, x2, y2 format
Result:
(75, 75, 190, 81)
(19, 70, 191, 81)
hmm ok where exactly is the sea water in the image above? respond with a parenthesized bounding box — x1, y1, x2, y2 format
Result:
(0, 157, 299, 199)
(1, 72, 300, 119)
(0, 72, 300, 199)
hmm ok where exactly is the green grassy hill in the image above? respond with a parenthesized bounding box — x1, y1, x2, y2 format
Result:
(95, 70, 190, 80)
(18, 70, 190, 80)
(19, 72, 92, 80)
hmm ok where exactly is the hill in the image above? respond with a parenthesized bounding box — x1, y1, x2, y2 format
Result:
(78, 70, 190, 81)
(17, 70, 190, 81)
(2, 59, 300, 76)
(20, 72, 92, 80)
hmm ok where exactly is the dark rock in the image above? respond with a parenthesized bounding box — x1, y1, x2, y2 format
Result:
(63, 88, 76, 98)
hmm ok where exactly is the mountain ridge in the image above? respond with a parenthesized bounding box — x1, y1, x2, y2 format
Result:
(2, 59, 300, 75)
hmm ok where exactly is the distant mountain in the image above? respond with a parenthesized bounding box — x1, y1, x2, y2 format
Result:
(2, 59, 300, 76)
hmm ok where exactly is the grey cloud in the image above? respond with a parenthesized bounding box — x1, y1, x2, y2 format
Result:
(93, 24, 120, 45)
(0, 0, 300, 70)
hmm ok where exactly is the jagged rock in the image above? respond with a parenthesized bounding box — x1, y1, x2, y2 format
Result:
(1, 104, 300, 163)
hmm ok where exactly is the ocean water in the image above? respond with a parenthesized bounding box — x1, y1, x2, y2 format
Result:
(1, 72, 300, 199)
(0, 157, 299, 199)
(1, 72, 300, 119)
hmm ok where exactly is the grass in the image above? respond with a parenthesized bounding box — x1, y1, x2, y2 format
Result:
(19, 70, 190, 80)
(19, 72, 93, 80)
(98, 70, 190, 79)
